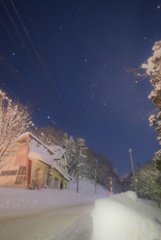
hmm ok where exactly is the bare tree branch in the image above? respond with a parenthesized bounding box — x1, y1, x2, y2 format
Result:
(0, 89, 32, 167)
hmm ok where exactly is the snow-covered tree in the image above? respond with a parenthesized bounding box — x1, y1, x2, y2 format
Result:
(35, 124, 121, 190)
(112, 174, 123, 193)
(65, 136, 77, 175)
(124, 41, 161, 206)
(153, 150, 161, 171)
(0, 89, 32, 166)
(142, 41, 161, 171)
(121, 173, 133, 192)
(91, 153, 122, 192)
(65, 137, 87, 178)
(84, 150, 98, 180)
(135, 162, 161, 207)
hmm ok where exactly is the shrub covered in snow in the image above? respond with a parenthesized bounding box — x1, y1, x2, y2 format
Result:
(135, 162, 161, 207)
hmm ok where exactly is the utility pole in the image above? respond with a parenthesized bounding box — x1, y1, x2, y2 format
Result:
(129, 148, 137, 195)
(76, 163, 80, 193)
(110, 177, 113, 196)
(76, 150, 80, 193)
(95, 159, 97, 193)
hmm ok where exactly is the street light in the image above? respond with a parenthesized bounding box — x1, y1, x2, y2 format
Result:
(129, 148, 137, 195)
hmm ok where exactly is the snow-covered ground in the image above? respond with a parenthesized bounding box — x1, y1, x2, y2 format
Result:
(92, 191, 161, 240)
(0, 179, 161, 240)
(0, 179, 108, 216)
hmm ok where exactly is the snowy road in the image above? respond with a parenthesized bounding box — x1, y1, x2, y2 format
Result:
(0, 203, 94, 240)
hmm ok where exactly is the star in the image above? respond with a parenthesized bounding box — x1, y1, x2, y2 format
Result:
(90, 82, 98, 88)
(1, 0, 160, 178)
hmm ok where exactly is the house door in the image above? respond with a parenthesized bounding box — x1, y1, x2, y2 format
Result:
(35, 168, 43, 187)
(60, 180, 63, 189)
(46, 173, 52, 188)
(53, 177, 59, 189)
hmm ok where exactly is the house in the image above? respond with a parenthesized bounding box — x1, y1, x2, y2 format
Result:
(0, 132, 70, 189)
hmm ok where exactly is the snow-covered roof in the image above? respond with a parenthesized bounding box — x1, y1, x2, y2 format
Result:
(48, 145, 66, 160)
(18, 132, 54, 152)
(19, 132, 66, 159)
(18, 132, 69, 181)
(29, 139, 53, 166)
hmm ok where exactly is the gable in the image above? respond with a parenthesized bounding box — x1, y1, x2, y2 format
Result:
(29, 139, 54, 166)
(48, 145, 66, 160)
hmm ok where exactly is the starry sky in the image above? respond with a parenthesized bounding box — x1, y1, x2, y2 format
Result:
(1, 0, 161, 176)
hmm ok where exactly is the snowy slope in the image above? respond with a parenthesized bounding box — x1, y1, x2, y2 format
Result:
(0, 180, 161, 240)
(0, 178, 108, 216)
(92, 191, 161, 240)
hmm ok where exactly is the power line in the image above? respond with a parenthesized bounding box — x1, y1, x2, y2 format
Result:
(10, 0, 76, 130)
(0, 0, 77, 131)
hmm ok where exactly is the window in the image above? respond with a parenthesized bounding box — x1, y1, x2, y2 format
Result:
(1, 170, 17, 176)
(18, 166, 26, 175)
(15, 166, 26, 184)
(54, 177, 59, 188)
(15, 176, 26, 184)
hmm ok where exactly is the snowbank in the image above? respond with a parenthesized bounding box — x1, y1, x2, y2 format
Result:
(1, 180, 161, 240)
(92, 191, 161, 240)
(0, 179, 108, 216)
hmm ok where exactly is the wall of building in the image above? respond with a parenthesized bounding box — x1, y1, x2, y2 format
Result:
(0, 143, 28, 188)
(0, 133, 69, 189)
(47, 168, 69, 190)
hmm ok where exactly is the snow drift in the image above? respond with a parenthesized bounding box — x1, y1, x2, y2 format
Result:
(92, 191, 161, 240)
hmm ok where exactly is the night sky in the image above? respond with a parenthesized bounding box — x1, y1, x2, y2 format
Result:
(1, 0, 161, 176)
